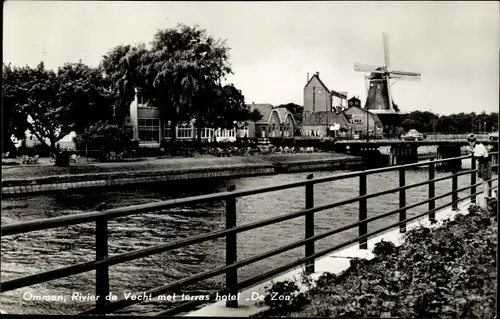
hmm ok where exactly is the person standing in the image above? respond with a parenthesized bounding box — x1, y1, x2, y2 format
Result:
(467, 133, 492, 204)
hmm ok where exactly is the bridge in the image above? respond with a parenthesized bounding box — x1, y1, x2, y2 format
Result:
(0, 153, 498, 316)
(334, 136, 497, 167)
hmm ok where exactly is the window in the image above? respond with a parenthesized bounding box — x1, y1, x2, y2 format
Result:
(312, 86, 316, 112)
(138, 118, 160, 143)
(377, 84, 381, 90)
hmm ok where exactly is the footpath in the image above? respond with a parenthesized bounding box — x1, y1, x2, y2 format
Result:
(2, 153, 363, 197)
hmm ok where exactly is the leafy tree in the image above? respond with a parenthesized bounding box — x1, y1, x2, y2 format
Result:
(277, 103, 303, 124)
(211, 84, 262, 130)
(100, 44, 148, 123)
(73, 121, 132, 155)
(2, 63, 29, 153)
(3, 62, 116, 166)
(146, 24, 232, 140)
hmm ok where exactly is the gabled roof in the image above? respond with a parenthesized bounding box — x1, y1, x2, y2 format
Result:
(304, 74, 347, 99)
(344, 105, 383, 124)
(302, 111, 350, 126)
(348, 96, 360, 101)
(248, 104, 295, 125)
(274, 107, 294, 124)
(304, 74, 330, 93)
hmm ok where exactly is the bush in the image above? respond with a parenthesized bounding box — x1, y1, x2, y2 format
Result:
(372, 240, 397, 257)
(260, 279, 309, 315)
(259, 201, 497, 318)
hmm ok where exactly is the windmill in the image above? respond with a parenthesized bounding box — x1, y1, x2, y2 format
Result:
(354, 32, 421, 114)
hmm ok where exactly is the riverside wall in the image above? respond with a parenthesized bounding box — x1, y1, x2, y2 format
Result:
(2, 156, 364, 197)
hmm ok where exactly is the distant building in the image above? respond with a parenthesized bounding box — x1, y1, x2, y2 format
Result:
(246, 103, 296, 138)
(303, 72, 347, 121)
(348, 96, 362, 108)
(126, 90, 238, 146)
(301, 111, 349, 137)
(125, 91, 296, 146)
(343, 105, 384, 137)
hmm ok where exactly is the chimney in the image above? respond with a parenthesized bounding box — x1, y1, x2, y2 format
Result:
(307, 72, 309, 82)
(316, 71, 319, 78)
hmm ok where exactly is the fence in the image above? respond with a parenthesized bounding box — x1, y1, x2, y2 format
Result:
(1, 153, 498, 315)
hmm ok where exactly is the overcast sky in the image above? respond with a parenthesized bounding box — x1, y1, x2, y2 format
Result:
(4, 1, 499, 115)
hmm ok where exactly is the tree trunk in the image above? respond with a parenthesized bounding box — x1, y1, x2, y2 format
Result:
(54, 150, 70, 167)
(171, 119, 177, 142)
(197, 126, 202, 144)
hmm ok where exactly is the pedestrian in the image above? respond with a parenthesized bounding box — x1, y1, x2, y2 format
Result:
(467, 133, 492, 205)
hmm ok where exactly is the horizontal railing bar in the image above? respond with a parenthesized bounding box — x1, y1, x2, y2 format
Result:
(159, 191, 484, 316)
(82, 181, 489, 314)
(0, 169, 479, 292)
(1, 155, 474, 236)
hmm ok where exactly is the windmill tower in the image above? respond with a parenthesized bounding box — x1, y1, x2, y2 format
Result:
(354, 33, 421, 114)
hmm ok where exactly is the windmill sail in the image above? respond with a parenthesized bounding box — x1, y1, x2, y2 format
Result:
(383, 32, 391, 69)
(354, 63, 385, 73)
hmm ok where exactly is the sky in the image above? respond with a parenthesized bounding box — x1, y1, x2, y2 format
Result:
(4, 1, 499, 115)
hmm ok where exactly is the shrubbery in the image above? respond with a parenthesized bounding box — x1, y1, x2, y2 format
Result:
(259, 200, 497, 318)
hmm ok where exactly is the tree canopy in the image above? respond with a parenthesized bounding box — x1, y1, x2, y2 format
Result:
(2, 61, 116, 163)
(400, 110, 498, 133)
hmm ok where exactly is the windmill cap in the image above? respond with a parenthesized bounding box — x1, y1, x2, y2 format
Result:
(467, 133, 477, 142)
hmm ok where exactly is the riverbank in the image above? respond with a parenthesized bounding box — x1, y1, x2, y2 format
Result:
(2, 153, 364, 197)
(259, 201, 496, 318)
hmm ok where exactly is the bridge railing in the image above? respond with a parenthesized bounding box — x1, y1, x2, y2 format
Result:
(335, 133, 492, 141)
(425, 133, 490, 140)
(1, 153, 498, 315)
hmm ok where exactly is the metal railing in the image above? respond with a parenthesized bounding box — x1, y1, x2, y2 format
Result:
(425, 133, 490, 140)
(334, 133, 492, 141)
(1, 153, 498, 315)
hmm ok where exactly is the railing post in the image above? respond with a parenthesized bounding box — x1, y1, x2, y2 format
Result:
(399, 167, 406, 233)
(95, 218, 109, 314)
(452, 162, 459, 211)
(359, 171, 367, 249)
(305, 174, 314, 274)
(225, 185, 238, 308)
(471, 154, 476, 204)
(428, 159, 436, 223)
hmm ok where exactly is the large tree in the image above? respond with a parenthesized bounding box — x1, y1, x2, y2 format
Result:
(3, 61, 116, 165)
(211, 84, 262, 131)
(2, 64, 29, 153)
(143, 24, 233, 140)
(100, 44, 148, 123)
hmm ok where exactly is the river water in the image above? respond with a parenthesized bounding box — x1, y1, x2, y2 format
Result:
(1, 163, 496, 315)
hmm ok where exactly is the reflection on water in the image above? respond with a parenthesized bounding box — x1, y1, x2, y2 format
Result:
(1, 167, 496, 315)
